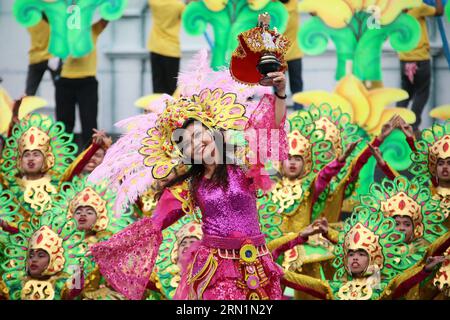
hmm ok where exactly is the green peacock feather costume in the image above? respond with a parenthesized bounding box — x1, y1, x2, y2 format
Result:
(298, 104, 371, 221)
(329, 207, 412, 300)
(1, 212, 88, 300)
(359, 175, 447, 266)
(1, 114, 78, 215)
(257, 109, 333, 242)
(52, 176, 135, 300)
(408, 120, 450, 226)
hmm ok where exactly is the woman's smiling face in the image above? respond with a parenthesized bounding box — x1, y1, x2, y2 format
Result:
(176, 121, 218, 165)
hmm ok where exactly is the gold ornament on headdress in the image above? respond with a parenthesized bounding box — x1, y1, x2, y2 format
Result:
(380, 192, 423, 239)
(314, 117, 343, 156)
(344, 223, 384, 275)
(28, 226, 65, 276)
(18, 127, 55, 172)
(429, 134, 450, 178)
(139, 88, 248, 179)
(68, 187, 109, 232)
(286, 130, 312, 176)
(171, 221, 202, 264)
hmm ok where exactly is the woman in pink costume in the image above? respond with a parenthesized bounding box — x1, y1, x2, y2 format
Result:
(87, 50, 294, 299)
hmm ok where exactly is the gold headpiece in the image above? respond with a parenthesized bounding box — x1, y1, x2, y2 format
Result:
(28, 226, 65, 276)
(344, 223, 384, 275)
(429, 134, 450, 177)
(68, 187, 109, 232)
(139, 88, 248, 179)
(380, 192, 423, 239)
(286, 130, 312, 176)
(18, 127, 55, 172)
(171, 222, 202, 263)
(314, 117, 342, 156)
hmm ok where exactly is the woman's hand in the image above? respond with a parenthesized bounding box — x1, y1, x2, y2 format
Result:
(268, 71, 286, 97)
(425, 256, 446, 272)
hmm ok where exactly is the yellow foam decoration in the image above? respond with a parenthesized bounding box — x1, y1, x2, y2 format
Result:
(293, 91, 354, 119)
(292, 73, 413, 135)
(298, 0, 422, 28)
(18, 96, 47, 119)
(429, 105, 450, 120)
(298, 0, 352, 29)
(134, 94, 163, 109)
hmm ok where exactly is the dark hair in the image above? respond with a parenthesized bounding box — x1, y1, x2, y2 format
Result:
(155, 119, 237, 202)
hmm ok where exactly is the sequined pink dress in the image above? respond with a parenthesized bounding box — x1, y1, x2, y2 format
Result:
(90, 94, 287, 300)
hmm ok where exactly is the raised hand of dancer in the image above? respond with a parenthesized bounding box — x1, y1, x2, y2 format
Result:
(380, 115, 401, 142)
(397, 117, 414, 140)
(338, 138, 362, 163)
(369, 144, 386, 167)
(92, 128, 112, 149)
(425, 256, 446, 272)
(300, 218, 328, 239)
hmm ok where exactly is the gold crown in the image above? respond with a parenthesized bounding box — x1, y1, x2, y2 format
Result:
(18, 127, 55, 172)
(344, 223, 384, 275)
(171, 221, 203, 264)
(287, 130, 312, 176)
(28, 226, 65, 276)
(314, 117, 342, 156)
(68, 187, 109, 232)
(139, 88, 248, 179)
(380, 192, 423, 239)
(429, 134, 450, 177)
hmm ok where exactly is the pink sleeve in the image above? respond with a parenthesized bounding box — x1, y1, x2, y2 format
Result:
(312, 159, 346, 204)
(90, 189, 184, 300)
(272, 236, 308, 261)
(346, 138, 382, 186)
(244, 94, 288, 191)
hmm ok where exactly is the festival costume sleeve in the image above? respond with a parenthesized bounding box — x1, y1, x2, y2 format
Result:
(427, 231, 450, 257)
(377, 161, 400, 180)
(324, 228, 339, 244)
(384, 265, 431, 300)
(1, 222, 19, 234)
(384, 232, 450, 299)
(312, 159, 346, 204)
(281, 270, 333, 300)
(346, 137, 382, 186)
(90, 188, 185, 300)
(406, 136, 417, 153)
(269, 233, 308, 261)
(59, 143, 101, 184)
(245, 94, 288, 192)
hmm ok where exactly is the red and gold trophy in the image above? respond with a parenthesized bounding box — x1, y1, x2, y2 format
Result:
(230, 13, 291, 86)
